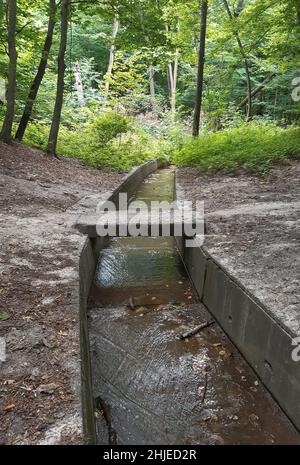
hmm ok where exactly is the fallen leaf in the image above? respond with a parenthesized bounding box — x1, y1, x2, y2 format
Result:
(0, 311, 10, 321)
(37, 383, 59, 395)
(205, 414, 219, 423)
(4, 402, 15, 411)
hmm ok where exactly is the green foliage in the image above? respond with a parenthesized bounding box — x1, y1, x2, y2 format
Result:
(87, 111, 131, 145)
(23, 110, 170, 171)
(174, 123, 300, 174)
(1, 0, 300, 175)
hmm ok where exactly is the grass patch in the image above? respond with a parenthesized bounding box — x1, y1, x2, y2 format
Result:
(173, 123, 300, 174)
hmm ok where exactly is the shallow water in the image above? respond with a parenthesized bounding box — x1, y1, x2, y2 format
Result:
(88, 168, 300, 445)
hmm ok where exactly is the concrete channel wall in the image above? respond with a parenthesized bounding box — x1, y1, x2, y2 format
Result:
(78, 159, 166, 444)
(174, 175, 300, 432)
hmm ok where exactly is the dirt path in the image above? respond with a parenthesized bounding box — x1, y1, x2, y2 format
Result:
(0, 142, 123, 444)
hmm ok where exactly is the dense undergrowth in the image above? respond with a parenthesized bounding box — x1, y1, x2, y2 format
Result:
(22, 111, 171, 172)
(174, 123, 300, 174)
(2, 111, 300, 174)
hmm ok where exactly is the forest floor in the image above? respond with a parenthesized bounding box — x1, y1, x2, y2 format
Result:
(177, 162, 300, 337)
(0, 143, 123, 445)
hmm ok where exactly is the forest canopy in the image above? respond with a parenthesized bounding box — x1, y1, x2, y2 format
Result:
(0, 0, 300, 172)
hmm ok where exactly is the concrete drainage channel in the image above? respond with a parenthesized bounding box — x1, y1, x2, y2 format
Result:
(77, 161, 300, 445)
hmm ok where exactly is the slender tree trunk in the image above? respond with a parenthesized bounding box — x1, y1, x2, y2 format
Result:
(273, 88, 278, 119)
(236, 73, 276, 110)
(223, 0, 252, 120)
(149, 64, 156, 99)
(169, 51, 178, 116)
(193, 0, 208, 137)
(73, 60, 85, 106)
(138, 7, 156, 107)
(103, 15, 119, 103)
(295, 0, 300, 24)
(47, 0, 69, 156)
(15, 0, 56, 141)
(0, 0, 17, 144)
(168, 64, 173, 103)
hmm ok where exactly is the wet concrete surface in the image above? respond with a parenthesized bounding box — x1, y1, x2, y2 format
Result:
(88, 168, 300, 445)
(90, 237, 196, 306)
(89, 304, 300, 445)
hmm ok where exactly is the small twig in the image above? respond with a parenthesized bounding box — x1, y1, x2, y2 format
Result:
(179, 320, 215, 340)
(96, 397, 117, 445)
(16, 21, 32, 35)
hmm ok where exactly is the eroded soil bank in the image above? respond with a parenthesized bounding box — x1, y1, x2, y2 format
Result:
(0, 143, 123, 444)
(89, 169, 300, 445)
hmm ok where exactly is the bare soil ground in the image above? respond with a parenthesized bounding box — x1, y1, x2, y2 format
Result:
(176, 163, 300, 336)
(0, 142, 123, 445)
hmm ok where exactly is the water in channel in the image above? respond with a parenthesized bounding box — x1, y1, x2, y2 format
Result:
(88, 168, 300, 445)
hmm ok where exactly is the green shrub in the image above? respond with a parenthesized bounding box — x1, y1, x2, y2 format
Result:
(23, 123, 49, 149)
(173, 123, 300, 174)
(87, 111, 131, 145)
(23, 111, 170, 172)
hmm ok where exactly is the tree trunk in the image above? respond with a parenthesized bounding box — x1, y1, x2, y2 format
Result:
(15, 0, 56, 142)
(169, 51, 178, 117)
(294, 0, 300, 24)
(73, 60, 85, 106)
(47, 0, 69, 156)
(236, 73, 276, 110)
(138, 6, 156, 107)
(103, 15, 119, 103)
(149, 64, 156, 99)
(223, 0, 252, 121)
(0, 0, 17, 144)
(193, 0, 208, 137)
